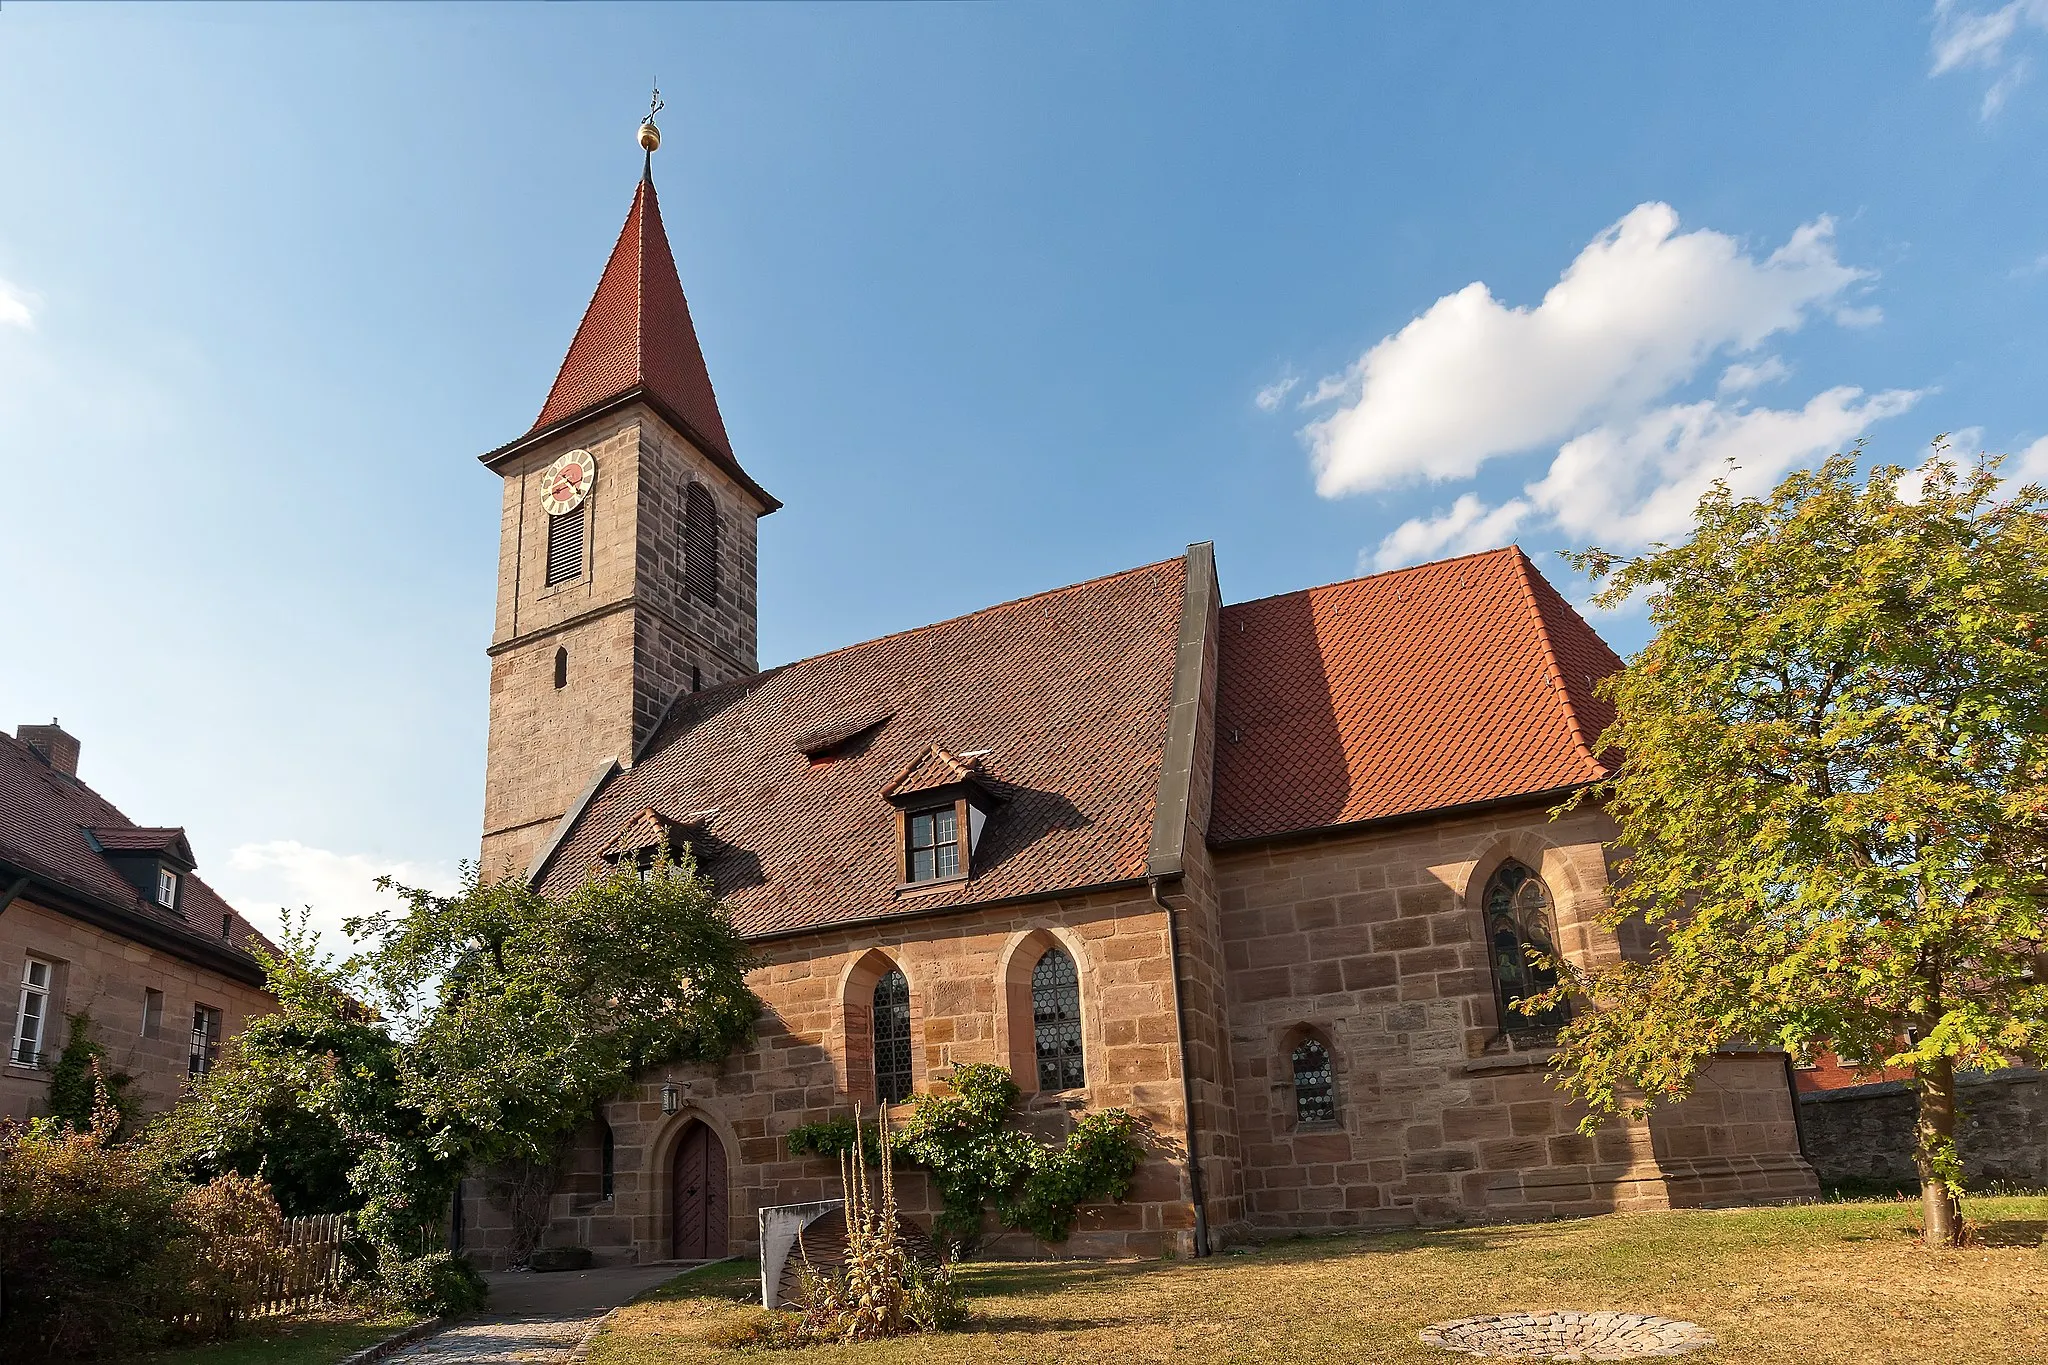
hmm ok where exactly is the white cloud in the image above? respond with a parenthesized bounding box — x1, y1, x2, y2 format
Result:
(2007, 434, 2048, 482)
(2013, 251, 2048, 278)
(1930, 0, 2048, 117)
(214, 840, 461, 955)
(1832, 304, 1884, 328)
(0, 276, 35, 329)
(1367, 493, 1530, 572)
(1718, 356, 1790, 393)
(1528, 387, 1923, 547)
(1303, 203, 1870, 497)
(1254, 374, 1298, 412)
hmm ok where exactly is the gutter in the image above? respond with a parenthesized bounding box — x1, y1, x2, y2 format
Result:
(1208, 786, 1585, 856)
(0, 875, 28, 919)
(1151, 874, 1210, 1258)
(0, 862, 267, 987)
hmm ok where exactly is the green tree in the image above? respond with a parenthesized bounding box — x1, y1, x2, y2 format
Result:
(350, 851, 759, 1259)
(157, 913, 412, 1217)
(1549, 447, 2048, 1247)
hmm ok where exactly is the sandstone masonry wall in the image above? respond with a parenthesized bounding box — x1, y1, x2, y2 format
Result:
(0, 897, 273, 1121)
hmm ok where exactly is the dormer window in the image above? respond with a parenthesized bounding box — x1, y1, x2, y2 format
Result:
(156, 868, 179, 909)
(882, 743, 1001, 890)
(905, 806, 959, 884)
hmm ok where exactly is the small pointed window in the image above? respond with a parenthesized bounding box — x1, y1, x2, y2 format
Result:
(1031, 948, 1084, 1091)
(1485, 860, 1571, 1035)
(1292, 1038, 1335, 1124)
(684, 484, 720, 604)
(545, 505, 586, 586)
(554, 647, 569, 689)
(872, 968, 913, 1104)
(600, 1120, 615, 1201)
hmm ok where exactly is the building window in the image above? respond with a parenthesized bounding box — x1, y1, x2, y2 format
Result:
(600, 1121, 615, 1201)
(1292, 1037, 1335, 1124)
(684, 483, 719, 603)
(905, 805, 960, 884)
(1031, 948, 1084, 1092)
(142, 988, 164, 1038)
(190, 1003, 223, 1077)
(545, 505, 586, 586)
(157, 867, 179, 909)
(872, 968, 913, 1104)
(554, 647, 569, 689)
(1484, 860, 1571, 1035)
(13, 957, 52, 1067)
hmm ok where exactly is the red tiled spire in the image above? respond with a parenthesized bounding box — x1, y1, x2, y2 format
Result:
(529, 170, 736, 465)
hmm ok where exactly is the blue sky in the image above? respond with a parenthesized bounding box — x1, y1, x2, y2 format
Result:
(3, 3, 2044, 946)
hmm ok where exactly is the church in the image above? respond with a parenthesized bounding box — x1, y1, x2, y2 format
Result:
(458, 127, 1815, 1267)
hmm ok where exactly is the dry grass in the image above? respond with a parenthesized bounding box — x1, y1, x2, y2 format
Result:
(591, 1195, 2048, 1365)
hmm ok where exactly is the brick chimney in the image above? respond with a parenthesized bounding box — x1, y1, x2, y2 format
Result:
(17, 720, 80, 777)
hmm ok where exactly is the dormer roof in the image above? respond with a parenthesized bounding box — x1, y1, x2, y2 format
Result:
(881, 744, 984, 803)
(86, 824, 195, 867)
(600, 806, 709, 861)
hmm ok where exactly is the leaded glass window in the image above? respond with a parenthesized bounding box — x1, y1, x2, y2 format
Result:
(1292, 1038, 1335, 1124)
(1485, 860, 1570, 1034)
(873, 968, 913, 1104)
(906, 805, 960, 883)
(1031, 948, 1084, 1091)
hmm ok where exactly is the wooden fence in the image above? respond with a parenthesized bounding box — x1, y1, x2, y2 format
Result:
(253, 1213, 356, 1316)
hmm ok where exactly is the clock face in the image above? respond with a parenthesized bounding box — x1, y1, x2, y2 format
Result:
(540, 449, 595, 516)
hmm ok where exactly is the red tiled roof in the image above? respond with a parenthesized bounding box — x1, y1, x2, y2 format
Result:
(882, 745, 980, 800)
(0, 732, 275, 973)
(537, 557, 1192, 937)
(1209, 547, 1619, 844)
(531, 172, 735, 463)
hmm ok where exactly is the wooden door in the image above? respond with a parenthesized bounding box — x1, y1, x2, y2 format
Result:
(670, 1122, 729, 1260)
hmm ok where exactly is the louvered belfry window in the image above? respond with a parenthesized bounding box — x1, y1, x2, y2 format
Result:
(1031, 948, 1085, 1091)
(545, 505, 586, 586)
(872, 968, 913, 1104)
(684, 483, 720, 603)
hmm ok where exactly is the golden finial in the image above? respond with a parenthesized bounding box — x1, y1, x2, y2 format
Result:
(638, 83, 664, 155)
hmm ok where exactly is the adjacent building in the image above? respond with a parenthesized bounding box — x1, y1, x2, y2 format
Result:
(0, 722, 273, 1122)
(459, 138, 1816, 1267)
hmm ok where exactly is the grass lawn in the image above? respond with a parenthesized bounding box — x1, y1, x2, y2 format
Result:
(121, 1309, 425, 1365)
(590, 1195, 2048, 1365)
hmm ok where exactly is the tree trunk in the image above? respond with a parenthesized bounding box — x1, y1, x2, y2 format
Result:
(498, 1153, 565, 1266)
(1914, 1055, 1963, 1247)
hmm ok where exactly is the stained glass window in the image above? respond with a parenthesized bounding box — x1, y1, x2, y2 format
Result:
(1292, 1038, 1335, 1124)
(1031, 948, 1085, 1091)
(873, 968, 913, 1104)
(1485, 860, 1570, 1034)
(906, 805, 960, 883)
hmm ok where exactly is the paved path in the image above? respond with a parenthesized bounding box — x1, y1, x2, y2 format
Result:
(382, 1264, 697, 1364)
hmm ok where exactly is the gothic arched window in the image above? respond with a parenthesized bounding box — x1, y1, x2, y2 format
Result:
(554, 646, 568, 690)
(684, 483, 720, 604)
(1291, 1037, 1335, 1124)
(1485, 860, 1571, 1034)
(1031, 948, 1085, 1091)
(872, 968, 913, 1104)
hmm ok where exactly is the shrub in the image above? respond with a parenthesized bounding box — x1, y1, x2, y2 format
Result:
(151, 1172, 292, 1341)
(372, 1250, 490, 1317)
(701, 1307, 810, 1350)
(0, 1104, 183, 1360)
(45, 1016, 139, 1136)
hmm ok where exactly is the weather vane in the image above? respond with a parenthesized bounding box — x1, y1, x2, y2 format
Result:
(639, 82, 664, 162)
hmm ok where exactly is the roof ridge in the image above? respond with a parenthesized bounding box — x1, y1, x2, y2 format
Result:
(1222, 544, 1521, 613)
(762, 555, 1188, 674)
(1506, 547, 1605, 781)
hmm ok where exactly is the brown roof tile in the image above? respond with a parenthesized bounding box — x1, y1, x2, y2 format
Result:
(1209, 547, 1619, 844)
(0, 732, 274, 971)
(537, 556, 1192, 937)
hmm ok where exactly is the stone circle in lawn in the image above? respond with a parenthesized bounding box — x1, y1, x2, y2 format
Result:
(1418, 1311, 1716, 1360)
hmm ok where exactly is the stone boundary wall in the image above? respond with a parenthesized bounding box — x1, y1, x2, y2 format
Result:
(1798, 1068, 2046, 1189)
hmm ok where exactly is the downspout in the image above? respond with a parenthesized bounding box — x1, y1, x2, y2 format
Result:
(1150, 874, 1210, 1258)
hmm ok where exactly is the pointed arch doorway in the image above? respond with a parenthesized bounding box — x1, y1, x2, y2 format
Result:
(670, 1120, 730, 1261)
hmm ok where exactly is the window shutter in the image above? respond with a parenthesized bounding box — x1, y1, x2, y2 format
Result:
(684, 483, 720, 603)
(545, 507, 586, 586)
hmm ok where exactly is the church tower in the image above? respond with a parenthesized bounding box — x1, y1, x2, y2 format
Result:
(477, 117, 778, 879)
